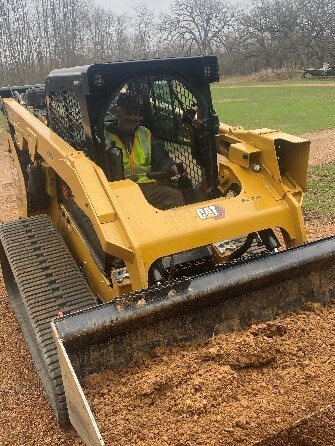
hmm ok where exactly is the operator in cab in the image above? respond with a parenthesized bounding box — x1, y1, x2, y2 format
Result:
(105, 92, 186, 210)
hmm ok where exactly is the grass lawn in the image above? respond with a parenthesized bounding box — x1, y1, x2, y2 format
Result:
(305, 163, 335, 218)
(211, 81, 335, 135)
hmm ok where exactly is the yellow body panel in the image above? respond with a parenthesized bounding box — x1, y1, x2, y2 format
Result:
(3, 131, 28, 216)
(3, 98, 310, 300)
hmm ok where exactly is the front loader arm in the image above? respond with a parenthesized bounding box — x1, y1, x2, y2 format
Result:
(2, 98, 153, 292)
(3, 99, 132, 256)
(216, 123, 310, 247)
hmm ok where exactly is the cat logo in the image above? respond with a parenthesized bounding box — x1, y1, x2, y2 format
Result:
(196, 205, 225, 220)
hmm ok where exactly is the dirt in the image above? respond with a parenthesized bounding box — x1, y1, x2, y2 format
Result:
(301, 128, 335, 166)
(83, 302, 335, 446)
(0, 128, 334, 445)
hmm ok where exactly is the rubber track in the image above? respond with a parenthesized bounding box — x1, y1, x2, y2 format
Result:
(0, 215, 97, 426)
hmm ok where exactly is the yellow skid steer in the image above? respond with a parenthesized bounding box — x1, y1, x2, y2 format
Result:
(0, 56, 334, 445)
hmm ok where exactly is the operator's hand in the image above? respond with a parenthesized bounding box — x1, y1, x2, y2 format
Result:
(171, 162, 188, 177)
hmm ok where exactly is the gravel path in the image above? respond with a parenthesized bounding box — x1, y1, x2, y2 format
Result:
(0, 129, 334, 445)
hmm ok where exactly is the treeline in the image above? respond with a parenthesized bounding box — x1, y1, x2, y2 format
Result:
(1, 0, 334, 85)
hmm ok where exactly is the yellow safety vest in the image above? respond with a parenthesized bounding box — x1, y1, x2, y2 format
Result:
(106, 126, 153, 183)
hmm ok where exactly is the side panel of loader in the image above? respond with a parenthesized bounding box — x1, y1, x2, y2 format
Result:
(2, 131, 28, 216)
(53, 328, 104, 446)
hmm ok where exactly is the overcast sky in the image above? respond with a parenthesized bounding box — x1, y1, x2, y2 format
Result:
(94, 0, 171, 13)
(93, 0, 247, 14)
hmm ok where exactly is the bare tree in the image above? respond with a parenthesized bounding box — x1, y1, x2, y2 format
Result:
(158, 0, 235, 56)
(113, 13, 131, 61)
(0, 0, 37, 84)
(131, 3, 155, 59)
(294, 0, 335, 65)
(85, 6, 117, 62)
(233, 0, 335, 73)
(3, 0, 335, 85)
(32, 0, 88, 70)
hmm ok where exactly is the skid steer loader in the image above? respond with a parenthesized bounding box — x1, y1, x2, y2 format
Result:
(0, 56, 334, 445)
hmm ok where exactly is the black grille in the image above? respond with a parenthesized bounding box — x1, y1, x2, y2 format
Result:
(150, 78, 205, 184)
(48, 91, 86, 152)
(203, 56, 220, 82)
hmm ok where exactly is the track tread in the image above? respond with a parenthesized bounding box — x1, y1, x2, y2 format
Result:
(0, 215, 97, 426)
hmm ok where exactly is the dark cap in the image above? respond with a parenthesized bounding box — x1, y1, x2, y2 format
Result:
(116, 92, 142, 108)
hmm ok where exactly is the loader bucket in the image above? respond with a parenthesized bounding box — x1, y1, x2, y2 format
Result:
(52, 237, 335, 446)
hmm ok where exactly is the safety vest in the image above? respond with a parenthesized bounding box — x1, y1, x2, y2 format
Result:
(106, 126, 153, 183)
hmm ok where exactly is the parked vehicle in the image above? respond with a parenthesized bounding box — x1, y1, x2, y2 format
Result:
(303, 64, 335, 78)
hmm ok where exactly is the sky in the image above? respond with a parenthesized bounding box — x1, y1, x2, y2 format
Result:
(94, 0, 246, 14)
(94, 0, 171, 13)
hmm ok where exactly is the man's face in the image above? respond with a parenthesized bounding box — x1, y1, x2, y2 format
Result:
(116, 106, 142, 132)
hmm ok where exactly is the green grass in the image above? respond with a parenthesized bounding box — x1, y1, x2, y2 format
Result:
(303, 162, 335, 218)
(219, 78, 331, 87)
(211, 82, 335, 134)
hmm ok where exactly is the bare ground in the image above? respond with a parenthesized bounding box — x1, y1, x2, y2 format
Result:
(301, 128, 335, 166)
(0, 129, 334, 445)
(84, 302, 335, 446)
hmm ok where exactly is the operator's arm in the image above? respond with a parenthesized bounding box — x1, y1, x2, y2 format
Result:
(151, 138, 174, 172)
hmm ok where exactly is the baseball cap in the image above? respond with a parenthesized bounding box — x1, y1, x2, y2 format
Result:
(116, 92, 142, 108)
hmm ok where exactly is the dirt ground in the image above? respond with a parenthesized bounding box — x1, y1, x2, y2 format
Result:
(0, 128, 334, 445)
(83, 302, 335, 446)
(301, 128, 335, 166)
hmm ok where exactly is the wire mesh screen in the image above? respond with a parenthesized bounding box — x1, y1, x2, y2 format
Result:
(48, 91, 86, 152)
(104, 76, 209, 185)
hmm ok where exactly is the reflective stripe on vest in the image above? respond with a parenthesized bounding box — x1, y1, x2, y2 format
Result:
(106, 126, 152, 183)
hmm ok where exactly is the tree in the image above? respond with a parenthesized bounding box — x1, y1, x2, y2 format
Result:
(85, 7, 116, 62)
(113, 13, 131, 61)
(233, 0, 335, 73)
(31, 0, 88, 75)
(131, 4, 155, 59)
(158, 0, 235, 56)
(294, 0, 335, 65)
(0, 0, 38, 84)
